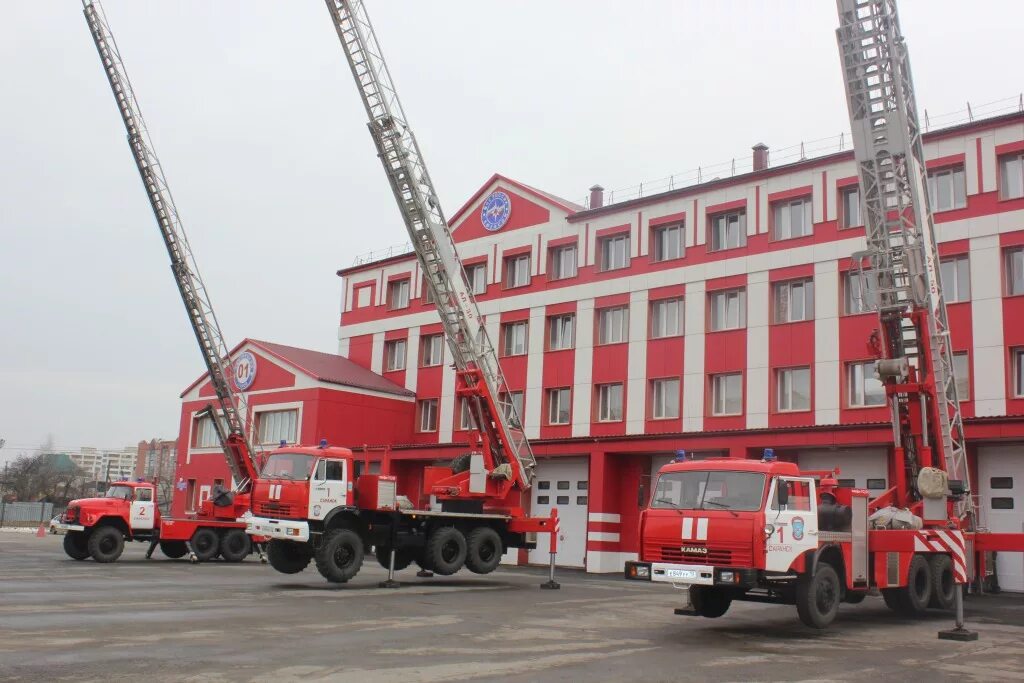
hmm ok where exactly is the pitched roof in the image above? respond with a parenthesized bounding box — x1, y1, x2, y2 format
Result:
(447, 173, 582, 228)
(180, 339, 413, 398)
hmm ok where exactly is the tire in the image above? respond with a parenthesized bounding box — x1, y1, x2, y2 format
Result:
(315, 528, 364, 583)
(87, 525, 125, 563)
(928, 554, 956, 610)
(796, 563, 841, 629)
(266, 539, 312, 574)
(191, 528, 220, 563)
(465, 527, 503, 575)
(160, 540, 188, 559)
(219, 529, 251, 563)
(689, 586, 732, 618)
(426, 526, 467, 576)
(450, 454, 472, 474)
(374, 545, 413, 571)
(893, 554, 932, 616)
(63, 532, 90, 561)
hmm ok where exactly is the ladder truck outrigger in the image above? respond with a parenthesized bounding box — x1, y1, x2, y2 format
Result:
(244, 0, 559, 586)
(625, 0, 1024, 630)
(52, 0, 266, 565)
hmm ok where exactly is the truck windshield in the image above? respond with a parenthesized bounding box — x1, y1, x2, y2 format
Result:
(261, 453, 316, 480)
(104, 485, 133, 500)
(651, 471, 766, 512)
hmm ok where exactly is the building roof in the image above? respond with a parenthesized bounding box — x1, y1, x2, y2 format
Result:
(180, 339, 414, 399)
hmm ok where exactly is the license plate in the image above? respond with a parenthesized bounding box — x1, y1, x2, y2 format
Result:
(666, 569, 698, 580)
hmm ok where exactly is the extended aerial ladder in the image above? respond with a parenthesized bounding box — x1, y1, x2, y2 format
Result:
(323, 0, 536, 496)
(836, 0, 973, 524)
(82, 0, 259, 492)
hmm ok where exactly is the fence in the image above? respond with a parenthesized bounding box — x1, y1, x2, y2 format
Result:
(0, 501, 64, 528)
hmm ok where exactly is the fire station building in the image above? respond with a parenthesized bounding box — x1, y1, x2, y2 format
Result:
(177, 112, 1024, 589)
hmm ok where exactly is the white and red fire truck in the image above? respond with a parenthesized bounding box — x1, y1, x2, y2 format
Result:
(625, 0, 1024, 630)
(244, 0, 560, 584)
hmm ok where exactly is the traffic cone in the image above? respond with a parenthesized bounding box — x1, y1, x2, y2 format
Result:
(36, 524, 47, 538)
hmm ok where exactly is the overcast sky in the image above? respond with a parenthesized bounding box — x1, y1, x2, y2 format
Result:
(0, 1, 1020, 461)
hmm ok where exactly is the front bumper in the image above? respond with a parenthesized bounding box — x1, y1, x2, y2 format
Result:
(625, 561, 756, 588)
(246, 515, 309, 542)
(50, 522, 85, 535)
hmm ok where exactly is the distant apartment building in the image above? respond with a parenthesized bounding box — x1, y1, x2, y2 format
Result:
(135, 438, 177, 481)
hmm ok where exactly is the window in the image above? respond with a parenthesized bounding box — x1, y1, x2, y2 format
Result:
(651, 378, 680, 419)
(421, 277, 436, 305)
(598, 306, 629, 345)
(847, 361, 885, 407)
(951, 352, 970, 401)
(841, 186, 863, 228)
(557, 481, 570, 490)
(866, 478, 887, 490)
(194, 415, 224, 448)
(596, 383, 624, 422)
(600, 233, 630, 271)
(709, 289, 746, 331)
(186, 479, 197, 513)
(501, 320, 528, 356)
(992, 497, 1015, 510)
(711, 373, 743, 416)
(844, 270, 877, 315)
(388, 279, 410, 309)
(927, 166, 966, 212)
(1001, 153, 1024, 200)
(1014, 348, 1024, 397)
(136, 488, 152, 502)
(354, 285, 372, 308)
(547, 388, 571, 425)
(650, 298, 683, 338)
(771, 479, 812, 512)
(652, 223, 684, 262)
(776, 367, 811, 412)
(1006, 248, 1024, 296)
(464, 262, 488, 295)
(420, 334, 443, 367)
(417, 399, 438, 432)
(990, 477, 1014, 489)
(384, 339, 406, 371)
(500, 391, 524, 426)
(505, 254, 531, 288)
(577, 496, 588, 505)
(709, 211, 746, 251)
(550, 244, 578, 280)
(774, 279, 814, 323)
(537, 496, 549, 504)
(773, 197, 812, 240)
(556, 496, 570, 505)
(458, 398, 477, 431)
(548, 314, 575, 351)
(939, 256, 970, 303)
(652, 470, 766, 511)
(257, 409, 299, 445)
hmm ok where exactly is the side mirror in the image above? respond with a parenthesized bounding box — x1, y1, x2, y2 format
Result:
(777, 481, 790, 507)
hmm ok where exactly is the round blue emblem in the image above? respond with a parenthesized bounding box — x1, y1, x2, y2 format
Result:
(792, 516, 805, 541)
(233, 351, 257, 391)
(480, 191, 512, 231)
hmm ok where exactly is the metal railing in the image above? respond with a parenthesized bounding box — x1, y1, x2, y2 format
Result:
(0, 501, 61, 528)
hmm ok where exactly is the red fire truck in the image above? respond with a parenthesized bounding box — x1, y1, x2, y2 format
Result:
(625, 0, 1024, 631)
(59, 2, 267, 565)
(244, 0, 560, 585)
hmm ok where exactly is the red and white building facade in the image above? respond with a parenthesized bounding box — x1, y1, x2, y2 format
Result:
(178, 112, 1024, 588)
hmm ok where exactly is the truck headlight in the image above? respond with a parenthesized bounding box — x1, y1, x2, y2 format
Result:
(719, 571, 735, 583)
(635, 565, 650, 578)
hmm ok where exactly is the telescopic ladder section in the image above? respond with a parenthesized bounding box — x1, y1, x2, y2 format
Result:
(82, 0, 259, 490)
(836, 0, 972, 522)
(324, 0, 536, 490)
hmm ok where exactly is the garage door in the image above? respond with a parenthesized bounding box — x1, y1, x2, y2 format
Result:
(979, 445, 1024, 592)
(529, 458, 589, 568)
(798, 448, 889, 493)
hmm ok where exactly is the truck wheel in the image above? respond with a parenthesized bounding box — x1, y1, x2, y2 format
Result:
(928, 554, 956, 610)
(894, 554, 932, 616)
(63, 532, 90, 561)
(191, 528, 220, 562)
(374, 545, 413, 571)
(426, 526, 467, 576)
(160, 541, 188, 559)
(795, 563, 841, 629)
(689, 586, 732, 618)
(220, 529, 251, 563)
(87, 525, 125, 563)
(315, 528, 364, 583)
(266, 539, 312, 574)
(465, 527, 503, 575)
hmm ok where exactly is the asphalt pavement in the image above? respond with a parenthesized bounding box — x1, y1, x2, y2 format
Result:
(1, 531, 1023, 682)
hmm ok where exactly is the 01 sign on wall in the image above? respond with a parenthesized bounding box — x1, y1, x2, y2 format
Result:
(233, 351, 257, 391)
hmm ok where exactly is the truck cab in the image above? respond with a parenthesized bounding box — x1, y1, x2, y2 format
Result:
(53, 481, 161, 562)
(626, 454, 871, 628)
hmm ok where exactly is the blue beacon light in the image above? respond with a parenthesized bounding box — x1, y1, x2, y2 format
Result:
(762, 448, 776, 462)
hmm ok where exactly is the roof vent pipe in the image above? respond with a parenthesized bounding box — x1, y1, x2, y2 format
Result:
(589, 184, 604, 209)
(752, 143, 769, 172)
